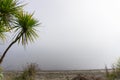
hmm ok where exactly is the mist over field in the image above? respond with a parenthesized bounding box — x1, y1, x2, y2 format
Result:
(1, 0, 120, 70)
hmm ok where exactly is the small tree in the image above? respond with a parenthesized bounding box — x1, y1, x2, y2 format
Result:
(0, 0, 39, 64)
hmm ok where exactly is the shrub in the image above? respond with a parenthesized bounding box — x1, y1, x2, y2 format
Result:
(106, 58, 120, 80)
(13, 63, 39, 80)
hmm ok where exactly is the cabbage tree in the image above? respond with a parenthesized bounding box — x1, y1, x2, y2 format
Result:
(0, 0, 39, 63)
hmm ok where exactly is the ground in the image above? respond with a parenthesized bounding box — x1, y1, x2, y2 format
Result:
(4, 69, 107, 80)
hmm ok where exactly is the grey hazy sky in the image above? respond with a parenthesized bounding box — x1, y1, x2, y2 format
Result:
(1, 0, 120, 70)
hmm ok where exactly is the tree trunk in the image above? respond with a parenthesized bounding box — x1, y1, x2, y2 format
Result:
(0, 33, 23, 64)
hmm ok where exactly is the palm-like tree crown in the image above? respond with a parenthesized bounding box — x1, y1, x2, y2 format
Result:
(0, 0, 23, 40)
(0, 26, 6, 40)
(15, 12, 39, 45)
(0, 0, 40, 64)
(0, 0, 23, 25)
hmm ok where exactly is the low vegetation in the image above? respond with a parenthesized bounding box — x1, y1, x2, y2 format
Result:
(105, 58, 120, 80)
(2, 58, 120, 80)
(71, 74, 105, 80)
(4, 63, 39, 80)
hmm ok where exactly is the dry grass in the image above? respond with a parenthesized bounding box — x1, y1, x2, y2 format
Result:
(4, 63, 39, 80)
(71, 73, 106, 80)
(4, 70, 107, 80)
(4, 61, 120, 80)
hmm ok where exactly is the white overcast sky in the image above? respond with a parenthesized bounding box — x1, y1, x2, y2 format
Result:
(1, 0, 120, 70)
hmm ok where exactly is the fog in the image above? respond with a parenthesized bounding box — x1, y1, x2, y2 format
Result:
(1, 0, 120, 70)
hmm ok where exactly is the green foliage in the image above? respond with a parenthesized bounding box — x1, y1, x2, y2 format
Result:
(0, 0, 39, 64)
(15, 12, 39, 45)
(3, 63, 39, 80)
(0, 0, 24, 39)
(106, 58, 120, 80)
(0, 0, 40, 78)
(0, 67, 4, 80)
(13, 63, 38, 80)
(0, 73, 4, 80)
(0, 26, 6, 40)
(0, 0, 23, 25)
